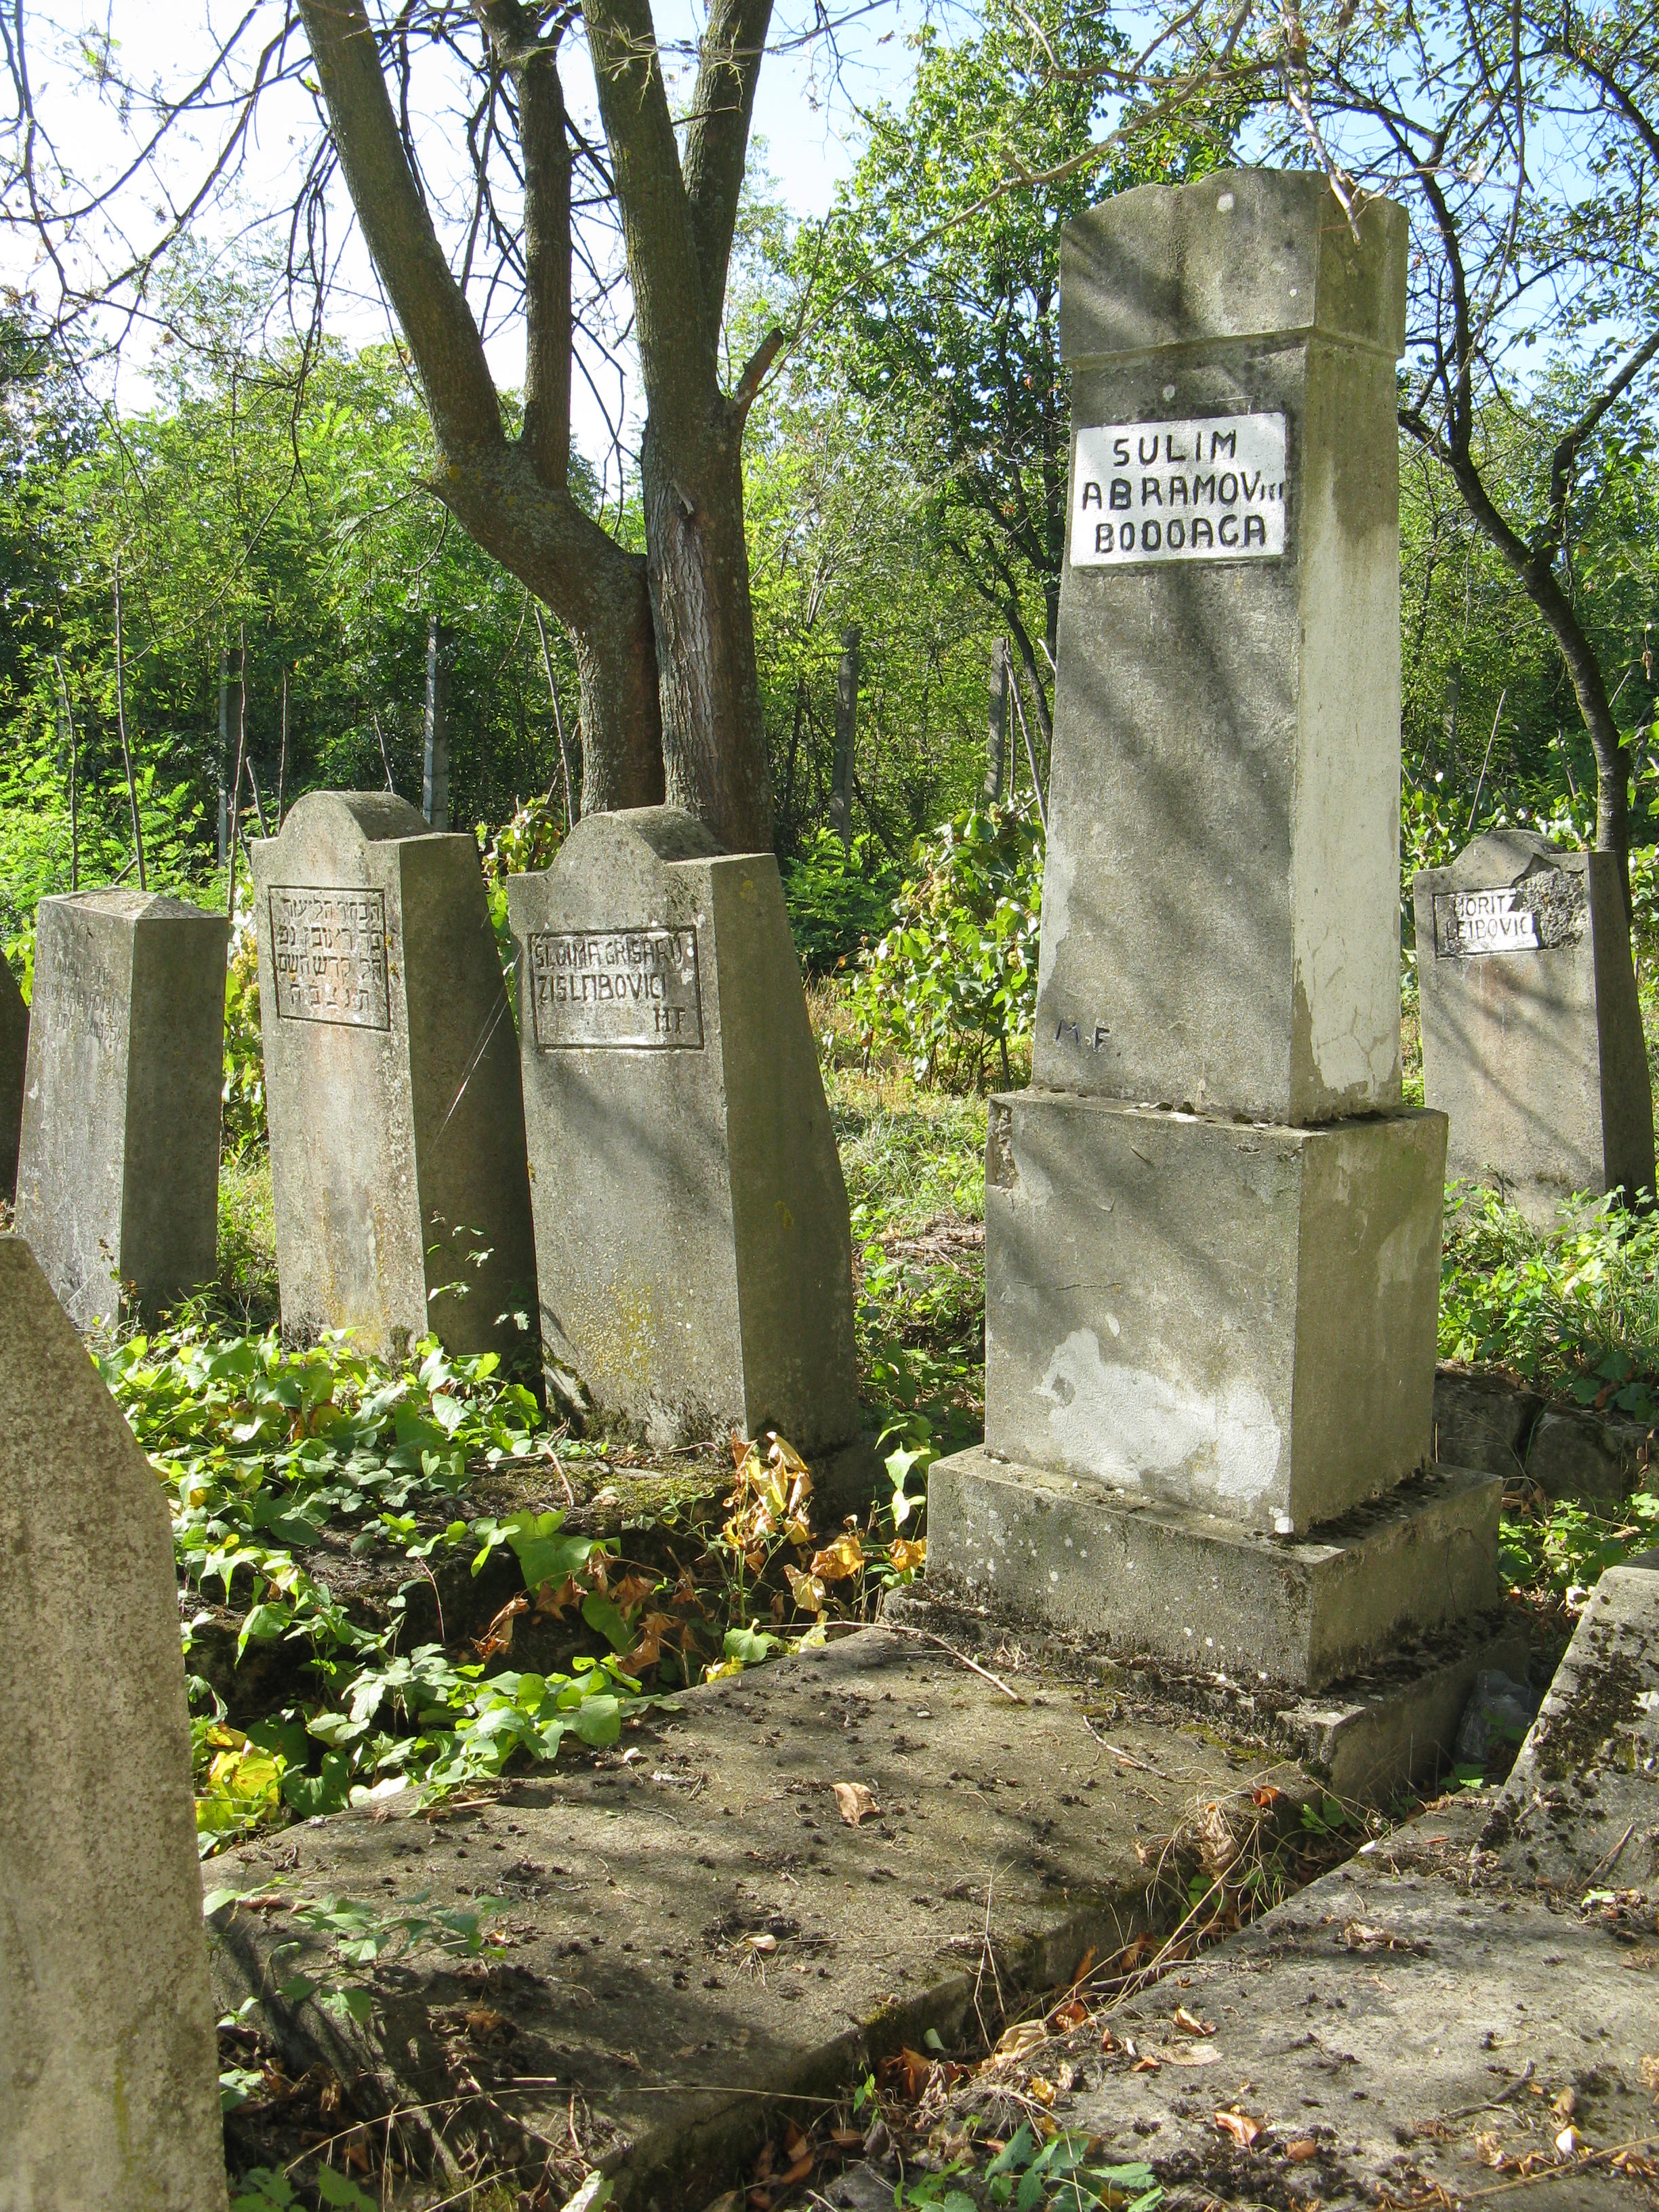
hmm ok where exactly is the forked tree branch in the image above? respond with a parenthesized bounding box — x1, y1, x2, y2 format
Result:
(298, 0, 504, 459)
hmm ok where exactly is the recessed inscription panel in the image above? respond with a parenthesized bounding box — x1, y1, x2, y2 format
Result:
(270, 886, 391, 1029)
(530, 927, 704, 1050)
(1433, 871, 1589, 958)
(1069, 413, 1287, 567)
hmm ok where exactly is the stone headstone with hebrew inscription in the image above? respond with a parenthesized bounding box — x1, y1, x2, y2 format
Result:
(252, 791, 536, 1360)
(1414, 829, 1654, 1223)
(0, 1236, 227, 2211)
(0, 947, 25, 1200)
(921, 173, 1505, 1713)
(15, 888, 226, 1327)
(509, 807, 860, 1455)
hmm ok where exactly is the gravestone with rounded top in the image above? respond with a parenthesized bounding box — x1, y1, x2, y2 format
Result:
(0, 1235, 227, 2211)
(253, 790, 536, 1360)
(14, 888, 227, 1327)
(1414, 829, 1654, 1223)
(509, 807, 860, 1454)
(922, 172, 1504, 1702)
(0, 948, 24, 1199)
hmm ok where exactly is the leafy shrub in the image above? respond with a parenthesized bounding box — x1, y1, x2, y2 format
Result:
(851, 800, 1042, 1090)
(783, 827, 901, 975)
(1440, 1181, 1659, 1412)
(221, 914, 266, 1158)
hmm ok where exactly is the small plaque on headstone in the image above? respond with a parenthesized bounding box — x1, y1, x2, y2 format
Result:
(528, 925, 704, 1050)
(268, 885, 390, 1029)
(1431, 869, 1588, 958)
(1070, 411, 1286, 566)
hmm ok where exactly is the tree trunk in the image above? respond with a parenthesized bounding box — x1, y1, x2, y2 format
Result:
(983, 638, 1008, 803)
(640, 415, 772, 849)
(1446, 449, 1631, 913)
(827, 624, 860, 844)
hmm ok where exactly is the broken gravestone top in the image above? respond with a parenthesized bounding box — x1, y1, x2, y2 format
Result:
(0, 1235, 226, 2209)
(14, 887, 227, 1327)
(1413, 830, 1654, 1223)
(510, 806, 860, 1454)
(253, 789, 537, 1360)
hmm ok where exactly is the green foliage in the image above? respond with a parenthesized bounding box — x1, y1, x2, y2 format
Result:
(1439, 1183, 1659, 1408)
(783, 828, 901, 975)
(976, 2124, 1162, 2212)
(222, 916, 266, 1158)
(835, 1082, 988, 1469)
(1500, 1492, 1659, 1603)
(97, 1317, 660, 1837)
(851, 802, 1042, 1088)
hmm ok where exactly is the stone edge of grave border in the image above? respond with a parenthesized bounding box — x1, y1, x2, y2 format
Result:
(1433, 1362, 1657, 1499)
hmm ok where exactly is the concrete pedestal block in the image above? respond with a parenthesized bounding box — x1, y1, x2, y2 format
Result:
(925, 1445, 1502, 1689)
(0, 1237, 227, 2209)
(15, 889, 226, 1328)
(1036, 170, 1408, 1125)
(1414, 830, 1654, 1222)
(983, 1090, 1446, 1532)
(253, 792, 537, 1361)
(510, 808, 860, 1454)
(0, 949, 25, 1199)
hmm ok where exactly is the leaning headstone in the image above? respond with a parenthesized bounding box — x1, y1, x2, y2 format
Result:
(15, 888, 227, 1328)
(923, 171, 1503, 1696)
(509, 807, 861, 1454)
(0, 1236, 227, 2210)
(1413, 830, 1653, 1223)
(252, 791, 536, 1361)
(0, 948, 25, 1199)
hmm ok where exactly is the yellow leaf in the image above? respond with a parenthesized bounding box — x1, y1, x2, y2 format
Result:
(785, 1565, 827, 1614)
(810, 1532, 864, 1582)
(888, 1537, 927, 1574)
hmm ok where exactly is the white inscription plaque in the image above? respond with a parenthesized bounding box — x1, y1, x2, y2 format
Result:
(1069, 413, 1287, 567)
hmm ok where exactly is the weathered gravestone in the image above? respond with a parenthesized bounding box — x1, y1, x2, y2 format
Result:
(0, 1236, 227, 2210)
(923, 171, 1504, 1696)
(15, 888, 227, 1328)
(253, 791, 535, 1361)
(0, 949, 25, 1200)
(1414, 830, 1654, 1223)
(509, 808, 861, 1455)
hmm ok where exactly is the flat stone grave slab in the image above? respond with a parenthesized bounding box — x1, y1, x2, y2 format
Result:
(943, 1788, 1656, 2210)
(983, 1557, 1659, 2207)
(209, 1628, 1296, 2208)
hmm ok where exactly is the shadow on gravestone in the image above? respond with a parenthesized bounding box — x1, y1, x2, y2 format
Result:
(252, 791, 537, 1362)
(0, 1236, 227, 2211)
(0, 947, 24, 1200)
(15, 888, 228, 1328)
(1413, 828, 1655, 1226)
(508, 806, 861, 1456)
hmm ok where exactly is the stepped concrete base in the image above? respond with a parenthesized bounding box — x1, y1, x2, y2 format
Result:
(924, 1446, 1502, 1690)
(984, 1092, 1446, 1532)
